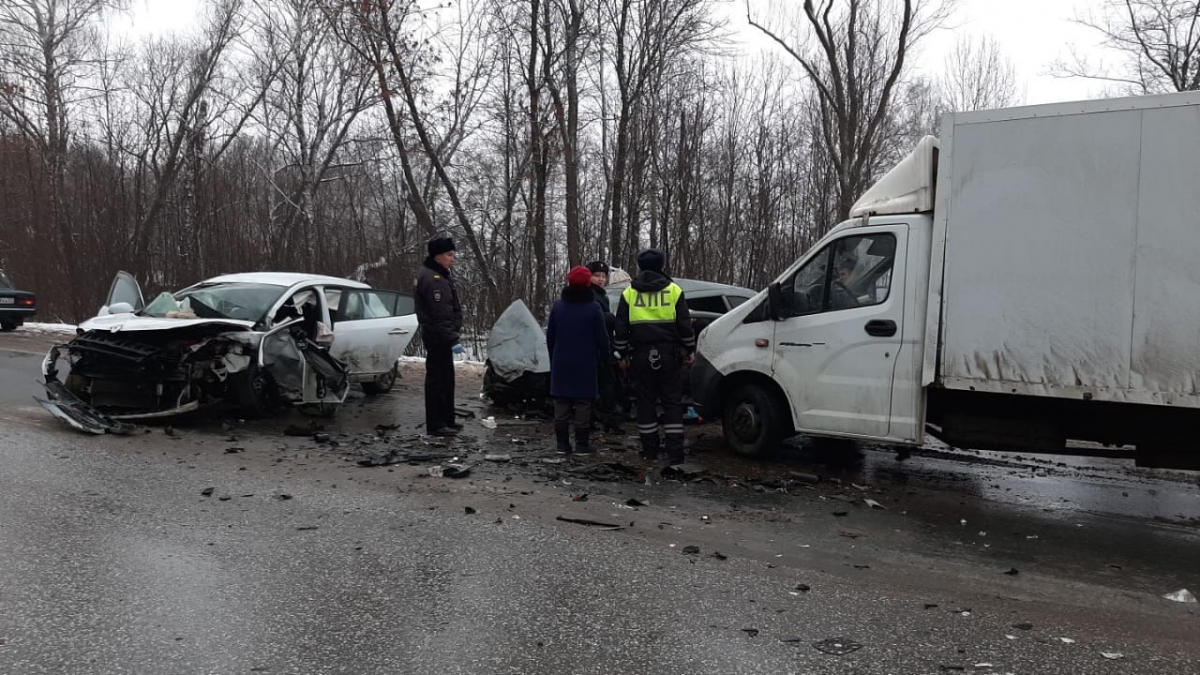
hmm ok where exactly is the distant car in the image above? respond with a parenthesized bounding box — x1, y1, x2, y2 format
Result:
(39, 271, 417, 433)
(0, 270, 36, 331)
(483, 277, 756, 406)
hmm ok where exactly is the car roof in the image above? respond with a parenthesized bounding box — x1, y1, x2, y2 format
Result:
(198, 272, 370, 289)
(607, 276, 755, 297)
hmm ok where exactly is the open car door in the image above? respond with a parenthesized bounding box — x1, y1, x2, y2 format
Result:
(101, 271, 145, 315)
(260, 320, 348, 405)
(329, 289, 418, 379)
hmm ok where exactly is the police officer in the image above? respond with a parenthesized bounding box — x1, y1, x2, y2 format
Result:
(415, 236, 464, 436)
(614, 249, 695, 463)
(586, 260, 620, 432)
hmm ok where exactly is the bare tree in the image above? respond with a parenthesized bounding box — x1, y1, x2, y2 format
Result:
(247, 0, 375, 272)
(1061, 0, 1200, 94)
(0, 0, 127, 316)
(542, 0, 591, 265)
(940, 34, 1020, 112)
(747, 0, 952, 224)
(601, 0, 721, 270)
(323, 0, 502, 309)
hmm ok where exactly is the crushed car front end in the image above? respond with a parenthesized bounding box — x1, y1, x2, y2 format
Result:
(40, 323, 261, 431)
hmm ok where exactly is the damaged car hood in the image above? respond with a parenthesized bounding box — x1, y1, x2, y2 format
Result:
(80, 314, 257, 333)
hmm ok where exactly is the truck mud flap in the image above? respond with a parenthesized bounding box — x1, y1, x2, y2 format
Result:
(37, 380, 137, 435)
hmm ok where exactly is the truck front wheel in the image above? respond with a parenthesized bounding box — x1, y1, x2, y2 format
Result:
(722, 384, 785, 457)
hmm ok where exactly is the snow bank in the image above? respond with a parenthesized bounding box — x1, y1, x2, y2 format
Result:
(399, 355, 487, 373)
(20, 322, 77, 335)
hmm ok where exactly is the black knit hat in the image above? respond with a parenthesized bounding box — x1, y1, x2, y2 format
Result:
(586, 260, 609, 274)
(427, 236, 456, 257)
(637, 248, 665, 273)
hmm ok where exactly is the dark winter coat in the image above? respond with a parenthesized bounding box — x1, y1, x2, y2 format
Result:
(414, 257, 463, 346)
(546, 285, 611, 399)
(614, 270, 695, 353)
(592, 284, 616, 336)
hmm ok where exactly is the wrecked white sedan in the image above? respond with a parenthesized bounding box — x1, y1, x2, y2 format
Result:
(39, 272, 417, 433)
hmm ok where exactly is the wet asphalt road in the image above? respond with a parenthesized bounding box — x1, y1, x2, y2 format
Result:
(1, 343, 1198, 674)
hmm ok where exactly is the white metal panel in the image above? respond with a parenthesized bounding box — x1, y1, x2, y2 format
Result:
(850, 136, 938, 217)
(1130, 106, 1200, 398)
(939, 110, 1143, 393)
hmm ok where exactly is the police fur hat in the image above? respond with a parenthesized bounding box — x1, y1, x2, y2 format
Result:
(427, 236, 456, 257)
(637, 248, 665, 273)
(586, 260, 610, 274)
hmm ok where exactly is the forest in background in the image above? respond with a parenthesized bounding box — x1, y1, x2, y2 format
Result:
(1, 0, 1189, 346)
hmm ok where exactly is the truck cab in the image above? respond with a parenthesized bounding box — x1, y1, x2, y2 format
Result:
(693, 137, 939, 456)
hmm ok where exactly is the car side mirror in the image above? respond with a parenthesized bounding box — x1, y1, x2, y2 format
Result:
(107, 302, 135, 315)
(767, 282, 783, 321)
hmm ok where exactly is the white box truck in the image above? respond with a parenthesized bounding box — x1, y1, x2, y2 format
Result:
(691, 91, 1200, 469)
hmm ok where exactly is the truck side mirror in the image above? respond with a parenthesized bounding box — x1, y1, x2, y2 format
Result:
(767, 282, 783, 321)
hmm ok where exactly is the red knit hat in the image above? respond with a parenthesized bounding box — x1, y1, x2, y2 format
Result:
(567, 265, 592, 288)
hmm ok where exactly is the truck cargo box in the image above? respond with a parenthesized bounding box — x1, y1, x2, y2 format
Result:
(924, 92, 1200, 409)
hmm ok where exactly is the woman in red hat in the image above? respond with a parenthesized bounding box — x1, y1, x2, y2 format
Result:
(546, 265, 612, 454)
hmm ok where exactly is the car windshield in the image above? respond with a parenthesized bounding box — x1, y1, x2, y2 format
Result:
(0, 271, 13, 290)
(155, 283, 287, 322)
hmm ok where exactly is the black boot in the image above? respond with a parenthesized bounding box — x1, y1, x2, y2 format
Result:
(555, 422, 572, 454)
(574, 426, 595, 455)
(639, 433, 660, 460)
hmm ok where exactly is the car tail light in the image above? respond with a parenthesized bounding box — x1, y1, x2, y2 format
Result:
(20, 297, 34, 307)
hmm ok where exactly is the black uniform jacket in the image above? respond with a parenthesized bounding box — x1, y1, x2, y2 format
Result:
(415, 257, 463, 346)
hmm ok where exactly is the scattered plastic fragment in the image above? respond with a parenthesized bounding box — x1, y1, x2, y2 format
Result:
(555, 516, 623, 530)
(484, 454, 511, 462)
(625, 498, 647, 507)
(864, 499, 885, 509)
(1057, 637, 1075, 644)
(1004, 568, 1020, 576)
(464, 507, 477, 515)
(795, 584, 811, 593)
(709, 551, 728, 561)
(1101, 652, 1124, 660)
(481, 416, 498, 429)
(812, 638, 863, 656)
(1163, 588, 1197, 603)
(200, 487, 215, 497)
(741, 628, 759, 637)
(682, 545, 701, 555)
(1012, 622, 1034, 631)
(429, 464, 471, 478)
(572, 494, 589, 502)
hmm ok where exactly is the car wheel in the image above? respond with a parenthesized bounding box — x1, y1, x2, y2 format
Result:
(361, 364, 398, 395)
(235, 363, 278, 418)
(0, 321, 16, 332)
(722, 384, 785, 457)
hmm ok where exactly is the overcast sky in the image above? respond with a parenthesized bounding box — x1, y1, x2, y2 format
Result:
(121, 0, 1106, 106)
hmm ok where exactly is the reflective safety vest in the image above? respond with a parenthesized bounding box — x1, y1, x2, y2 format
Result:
(623, 283, 683, 324)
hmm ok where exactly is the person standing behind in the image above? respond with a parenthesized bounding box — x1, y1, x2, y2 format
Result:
(614, 249, 695, 464)
(586, 260, 621, 433)
(547, 266, 611, 455)
(414, 236, 464, 437)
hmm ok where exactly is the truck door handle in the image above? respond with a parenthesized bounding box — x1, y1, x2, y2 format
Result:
(864, 320, 897, 337)
(388, 328, 410, 335)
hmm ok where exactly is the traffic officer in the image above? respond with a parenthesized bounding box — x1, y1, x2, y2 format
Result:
(614, 249, 695, 463)
(415, 235, 464, 436)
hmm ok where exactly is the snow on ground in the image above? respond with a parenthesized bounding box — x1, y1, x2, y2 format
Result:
(20, 322, 77, 335)
(399, 354, 487, 373)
